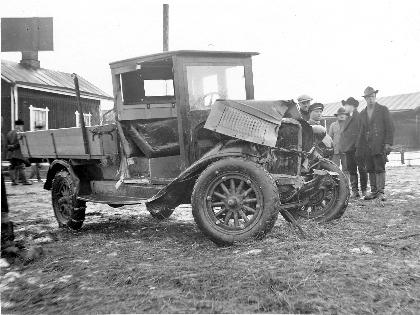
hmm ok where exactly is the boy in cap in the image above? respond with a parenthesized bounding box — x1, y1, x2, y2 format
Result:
(307, 103, 324, 125)
(328, 107, 348, 170)
(297, 94, 312, 121)
(340, 97, 367, 198)
(6, 119, 32, 185)
(356, 87, 394, 201)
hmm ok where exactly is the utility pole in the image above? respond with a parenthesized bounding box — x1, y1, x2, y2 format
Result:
(163, 4, 169, 51)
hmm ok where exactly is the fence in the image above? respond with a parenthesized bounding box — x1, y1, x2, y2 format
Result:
(387, 146, 420, 166)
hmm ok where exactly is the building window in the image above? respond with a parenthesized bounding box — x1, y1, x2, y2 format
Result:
(29, 105, 49, 131)
(75, 111, 92, 127)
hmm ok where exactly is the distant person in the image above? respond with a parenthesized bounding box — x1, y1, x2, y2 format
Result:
(328, 107, 348, 170)
(357, 87, 394, 201)
(297, 94, 313, 121)
(307, 102, 324, 125)
(340, 97, 367, 198)
(6, 119, 32, 185)
(1, 117, 16, 254)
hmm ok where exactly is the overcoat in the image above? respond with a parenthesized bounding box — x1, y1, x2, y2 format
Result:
(340, 110, 361, 153)
(328, 120, 345, 154)
(356, 103, 394, 156)
(6, 130, 25, 161)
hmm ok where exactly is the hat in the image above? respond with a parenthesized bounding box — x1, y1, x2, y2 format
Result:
(341, 97, 359, 107)
(297, 94, 313, 102)
(363, 86, 378, 97)
(309, 102, 324, 112)
(15, 119, 24, 126)
(334, 107, 347, 116)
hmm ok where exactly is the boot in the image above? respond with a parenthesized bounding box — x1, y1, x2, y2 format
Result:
(9, 166, 18, 185)
(17, 166, 32, 185)
(364, 172, 378, 200)
(350, 175, 360, 198)
(359, 170, 368, 196)
(376, 172, 386, 201)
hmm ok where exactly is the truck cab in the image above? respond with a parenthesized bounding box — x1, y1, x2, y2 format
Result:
(111, 50, 258, 177)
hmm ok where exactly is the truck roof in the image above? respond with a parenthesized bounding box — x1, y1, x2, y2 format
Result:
(109, 50, 259, 69)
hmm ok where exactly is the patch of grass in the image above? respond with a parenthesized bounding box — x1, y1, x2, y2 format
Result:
(2, 167, 420, 314)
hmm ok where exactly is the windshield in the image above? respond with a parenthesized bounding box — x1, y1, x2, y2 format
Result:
(186, 65, 246, 110)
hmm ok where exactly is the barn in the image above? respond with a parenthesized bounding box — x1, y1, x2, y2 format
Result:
(1, 59, 113, 134)
(323, 92, 420, 150)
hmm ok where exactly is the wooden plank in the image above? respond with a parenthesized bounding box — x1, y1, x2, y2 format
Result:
(19, 126, 109, 159)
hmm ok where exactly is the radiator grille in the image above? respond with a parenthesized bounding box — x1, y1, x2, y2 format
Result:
(215, 106, 277, 146)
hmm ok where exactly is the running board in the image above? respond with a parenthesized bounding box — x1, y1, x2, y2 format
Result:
(77, 194, 145, 205)
(82, 180, 166, 205)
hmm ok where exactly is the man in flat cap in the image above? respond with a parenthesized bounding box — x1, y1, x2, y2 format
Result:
(340, 97, 367, 198)
(328, 107, 348, 169)
(297, 94, 313, 121)
(356, 87, 394, 201)
(307, 102, 324, 125)
(6, 119, 32, 185)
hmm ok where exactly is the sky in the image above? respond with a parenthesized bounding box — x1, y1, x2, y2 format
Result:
(1, 0, 420, 108)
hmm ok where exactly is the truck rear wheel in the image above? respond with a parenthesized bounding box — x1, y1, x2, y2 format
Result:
(51, 170, 86, 230)
(192, 158, 279, 245)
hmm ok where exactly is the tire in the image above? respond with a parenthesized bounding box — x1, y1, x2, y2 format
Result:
(146, 201, 175, 220)
(286, 159, 349, 222)
(51, 170, 86, 230)
(191, 158, 279, 245)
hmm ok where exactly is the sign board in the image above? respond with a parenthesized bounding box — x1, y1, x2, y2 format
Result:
(1, 17, 53, 52)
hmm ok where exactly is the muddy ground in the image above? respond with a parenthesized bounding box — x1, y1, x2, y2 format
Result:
(1, 166, 420, 314)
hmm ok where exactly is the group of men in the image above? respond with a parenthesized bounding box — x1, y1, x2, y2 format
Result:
(297, 86, 395, 202)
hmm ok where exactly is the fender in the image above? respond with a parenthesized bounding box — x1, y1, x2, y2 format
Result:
(43, 160, 80, 194)
(146, 141, 260, 207)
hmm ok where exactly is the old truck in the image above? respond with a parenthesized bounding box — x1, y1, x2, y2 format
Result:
(19, 50, 349, 245)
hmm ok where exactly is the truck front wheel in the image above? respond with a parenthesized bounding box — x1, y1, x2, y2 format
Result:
(51, 170, 86, 230)
(192, 158, 279, 245)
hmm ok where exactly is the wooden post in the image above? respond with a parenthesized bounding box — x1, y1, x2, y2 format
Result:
(400, 145, 405, 165)
(163, 4, 169, 51)
(72, 73, 91, 157)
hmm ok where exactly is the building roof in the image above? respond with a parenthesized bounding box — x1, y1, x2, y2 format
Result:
(1, 59, 113, 100)
(323, 91, 420, 117)
(109, 50, 259, 70)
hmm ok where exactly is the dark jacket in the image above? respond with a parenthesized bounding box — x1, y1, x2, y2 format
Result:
(1, 132, 7, 161)
(356, 103, 394, 156)
(6, 130, 25, 161)
(340, 110, 360, 153)
(300, 109, 310, 121)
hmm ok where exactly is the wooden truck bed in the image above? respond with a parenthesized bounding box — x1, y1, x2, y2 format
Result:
(19, 124, 118, 159)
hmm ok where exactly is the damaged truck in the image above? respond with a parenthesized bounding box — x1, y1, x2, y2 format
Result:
(19, 50, 349, 245)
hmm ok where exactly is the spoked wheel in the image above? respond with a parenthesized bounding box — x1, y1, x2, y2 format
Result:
(192, 158, 279, 245)
(52, 170, 85, 230)
(286, 159, 349, 222)
(206, 174, 263, 230)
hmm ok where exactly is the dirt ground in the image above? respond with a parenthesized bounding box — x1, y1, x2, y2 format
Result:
(1, 166, 419, 314)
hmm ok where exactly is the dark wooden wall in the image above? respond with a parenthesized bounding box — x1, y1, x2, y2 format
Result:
(1, 80, 12, 134)
(17, 88, 100, 131)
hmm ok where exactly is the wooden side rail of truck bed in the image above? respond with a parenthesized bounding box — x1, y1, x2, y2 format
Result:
(18, 124, 118, 160)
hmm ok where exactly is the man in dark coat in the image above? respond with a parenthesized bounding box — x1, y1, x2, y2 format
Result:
(6, 119, 31, 185)
(340, 97, 367, 198)
(356, 87, 394, 201)
(297, 94, 312, 121)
